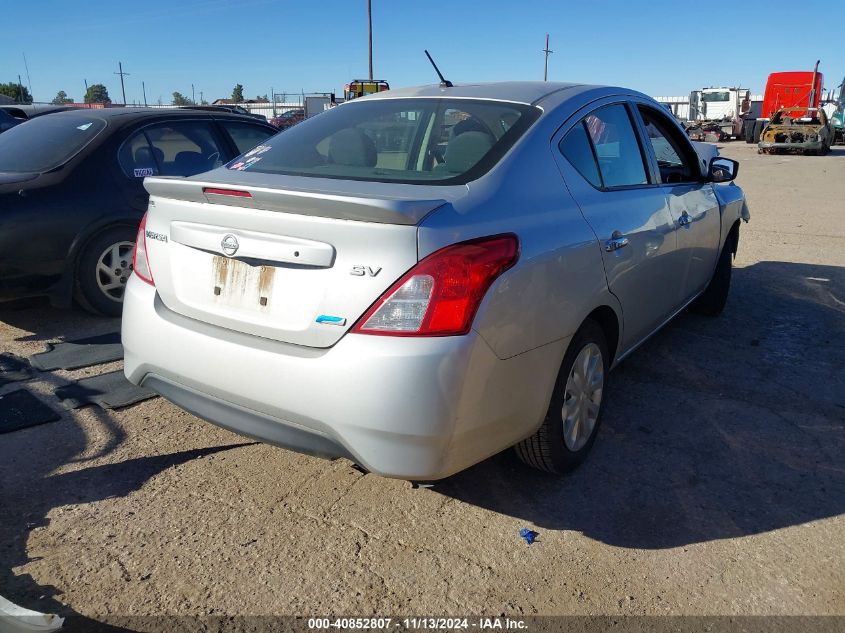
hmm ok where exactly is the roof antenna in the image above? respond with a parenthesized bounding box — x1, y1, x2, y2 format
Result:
(424, 50, 453, 88)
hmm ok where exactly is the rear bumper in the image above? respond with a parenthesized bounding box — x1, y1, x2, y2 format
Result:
(122, 276, 564, 479)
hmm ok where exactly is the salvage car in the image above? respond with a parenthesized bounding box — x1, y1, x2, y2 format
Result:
(123, 82, 749, 479)
(0, 108, 276, 315)
(758, 107, 835, 155)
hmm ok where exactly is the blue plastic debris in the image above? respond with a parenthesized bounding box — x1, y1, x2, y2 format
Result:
(519, 528, 539, 545)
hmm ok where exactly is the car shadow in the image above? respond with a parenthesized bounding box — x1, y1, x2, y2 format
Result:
(434, 260, 845, 549)
(0, 364, 251, 629)
(0, 297, 121, 344)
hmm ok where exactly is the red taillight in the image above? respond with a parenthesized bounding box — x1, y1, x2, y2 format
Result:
(132, 212, 155, 286)
(351, 234, 519, 337)
(203, 187, 252, 198)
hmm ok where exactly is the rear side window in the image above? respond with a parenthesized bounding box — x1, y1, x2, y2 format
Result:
(583, 104, 648, 188)
(221, 121, 276, 154)
(226, 98, 540, 185)
(145, 122, 225, 177)
(119, 122, 226, 178)
(559, 122, 601, 188)
(0, 115, 106, 173)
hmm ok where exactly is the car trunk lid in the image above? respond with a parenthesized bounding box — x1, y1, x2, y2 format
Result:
(142, 176, 456, 348)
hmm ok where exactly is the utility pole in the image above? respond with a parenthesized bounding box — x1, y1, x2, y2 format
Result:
(17, 75, 25, 103)
(114, 61, 130, 105)
(191, 83, 195, 104)
(200, 90, 204, 105)
(542, 34, 553, 81)
(367, 0, 373, 80)
(142, 81, 148, 106)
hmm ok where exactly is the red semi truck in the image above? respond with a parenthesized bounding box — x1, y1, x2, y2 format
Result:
(745, 62, 824, 142)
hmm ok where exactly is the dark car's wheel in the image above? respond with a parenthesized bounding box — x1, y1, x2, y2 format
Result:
(515, 319, 608, 474)
(691, 234, 734, 317)
(75, 226, 137, 317)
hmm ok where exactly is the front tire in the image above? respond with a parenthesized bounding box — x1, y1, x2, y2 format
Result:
(74, 226, 137, 317)
(691, 234, 734, 316)
(515, 319, 609, 474)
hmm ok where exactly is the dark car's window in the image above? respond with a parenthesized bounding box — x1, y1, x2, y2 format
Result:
(0, 115, 106, 172)
(559, 122, 602, 188)
(638, 106, 698, 183)
(226, 98, 540, 185)
(220, 121, 276, 154)
(583, 104, 648, 188)
(146, 122, 225, 177)
(119, 121, 226, 178)
(118, 131, 158, 178)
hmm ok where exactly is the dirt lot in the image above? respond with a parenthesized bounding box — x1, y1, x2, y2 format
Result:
(1, 142, 843, 626)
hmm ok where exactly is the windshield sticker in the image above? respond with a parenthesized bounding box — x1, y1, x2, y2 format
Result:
(229, 161, 247, 171)
(133, 167, 155, 178)
(76, 122, 94, 131)
(244, 144, 271, 158)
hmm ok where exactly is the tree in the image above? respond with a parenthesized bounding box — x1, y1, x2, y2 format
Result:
(231, 84, 244, 103)
(84, 84, 111, 104)
(255, 94, 269, 103)
(0, 81, 32, 103)
(171, 91, 194, 106)
(51, 90, 74, 105)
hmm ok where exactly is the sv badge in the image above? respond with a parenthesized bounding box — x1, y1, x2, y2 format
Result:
(350, 265, 382, 277)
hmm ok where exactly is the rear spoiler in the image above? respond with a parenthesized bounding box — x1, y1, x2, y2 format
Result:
(143, 177, 446, 226)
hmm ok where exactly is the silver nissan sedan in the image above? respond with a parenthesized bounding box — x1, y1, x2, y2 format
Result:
(122, 82, 749, 480)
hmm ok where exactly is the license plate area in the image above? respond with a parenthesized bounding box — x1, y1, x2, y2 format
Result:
(212, 255, 275, 309)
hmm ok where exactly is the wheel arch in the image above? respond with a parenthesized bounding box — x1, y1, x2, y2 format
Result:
(583, 305, 621, 366)
(50, 216, 141, 307)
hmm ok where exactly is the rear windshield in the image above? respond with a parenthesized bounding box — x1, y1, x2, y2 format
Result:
(227, 98, 540, 184)
(0, 115, 106, 172)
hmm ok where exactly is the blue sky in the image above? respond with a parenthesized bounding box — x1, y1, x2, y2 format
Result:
(3, 0, 842, 104)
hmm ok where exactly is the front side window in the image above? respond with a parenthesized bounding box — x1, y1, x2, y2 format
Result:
(0, 115, 106, 172)
(221, 121, 276, 154)
(638, 107, 698, 183)
(583, 104, 648, 188)
(226, 98, 540, 185)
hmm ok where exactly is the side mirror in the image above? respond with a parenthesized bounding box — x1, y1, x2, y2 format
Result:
(709, 157, 739, 183)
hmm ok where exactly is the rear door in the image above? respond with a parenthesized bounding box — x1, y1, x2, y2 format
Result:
(633, 104, 721, 301)
(553, 100, 686, 349)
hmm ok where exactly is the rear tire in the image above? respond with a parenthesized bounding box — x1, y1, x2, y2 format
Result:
(515, 320, 609, 474)
(691, 233, 734, 317)
(74, 226, 137, 317)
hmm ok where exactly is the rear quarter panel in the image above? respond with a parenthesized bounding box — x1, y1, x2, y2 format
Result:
(418, 124, 614, 361)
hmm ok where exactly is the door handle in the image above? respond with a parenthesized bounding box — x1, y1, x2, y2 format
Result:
(604, 234, 629, 252)
(678, 211, 692, 227)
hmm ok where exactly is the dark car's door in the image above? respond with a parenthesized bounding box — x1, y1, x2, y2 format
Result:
(552, 100, 687, 350)
(115, 118, 230, 215)
(631, 104, 721, 302)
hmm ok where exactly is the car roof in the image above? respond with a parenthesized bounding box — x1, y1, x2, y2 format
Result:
(360, 81, 596, 105)
(42, 107, 269, 126)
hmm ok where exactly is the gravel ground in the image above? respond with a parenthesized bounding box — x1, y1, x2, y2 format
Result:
(1, 142, 843, 626)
